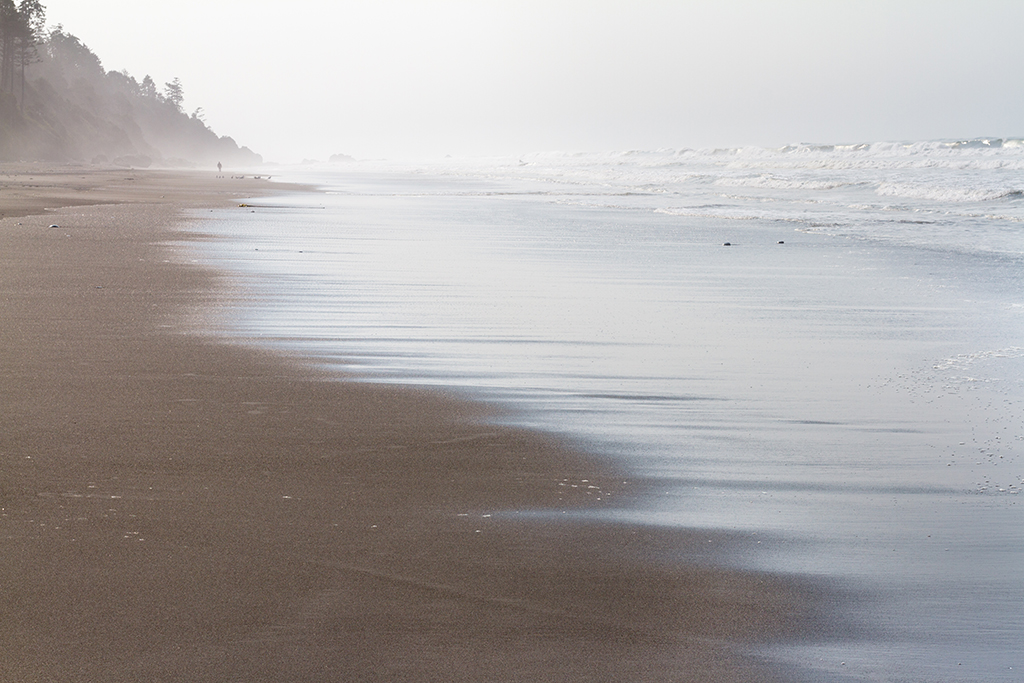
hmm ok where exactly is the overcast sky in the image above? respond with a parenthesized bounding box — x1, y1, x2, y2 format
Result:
(41, 0, 1024, 162)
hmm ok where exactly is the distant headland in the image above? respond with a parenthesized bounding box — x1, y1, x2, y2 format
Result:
(0, 1, 261, 166)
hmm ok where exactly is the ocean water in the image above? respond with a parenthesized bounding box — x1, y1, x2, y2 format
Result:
(185, 140, 1023, 682)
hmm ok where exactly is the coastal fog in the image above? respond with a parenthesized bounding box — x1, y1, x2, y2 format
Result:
(38, 0, 1024, 162)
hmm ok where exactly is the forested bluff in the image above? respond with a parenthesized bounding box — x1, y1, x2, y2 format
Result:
(0, 1, 261, 166)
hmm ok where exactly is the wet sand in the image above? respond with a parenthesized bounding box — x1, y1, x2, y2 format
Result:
(1, 168, 837, 682)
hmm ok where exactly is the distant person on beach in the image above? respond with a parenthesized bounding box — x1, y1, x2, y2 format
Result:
(217, 162, 222, 173)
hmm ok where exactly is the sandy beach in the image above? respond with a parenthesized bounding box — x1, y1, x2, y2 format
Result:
(0, 167, 839, 682)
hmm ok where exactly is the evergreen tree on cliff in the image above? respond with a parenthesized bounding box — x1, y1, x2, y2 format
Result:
(163, 77, 183, 111)
(0, 0, 16, 94)
(0, 0, 42, 101)
(14, 1, 44, 106)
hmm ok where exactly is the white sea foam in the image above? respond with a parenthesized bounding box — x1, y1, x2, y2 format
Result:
(478, 139, 1024, 256)
(875, 182, 1023, 203)
(713, 174, 855, 191)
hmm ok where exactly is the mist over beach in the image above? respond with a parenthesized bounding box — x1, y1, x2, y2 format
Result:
(34, 0, 1024, 162)
(2, 2, 1023, 682)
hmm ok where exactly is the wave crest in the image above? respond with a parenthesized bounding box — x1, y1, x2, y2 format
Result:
(714, 174, 855, 191)
(876, 182, 1023, 203)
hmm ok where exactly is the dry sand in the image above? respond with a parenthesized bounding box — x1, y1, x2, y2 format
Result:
(1, 167, 838, 682)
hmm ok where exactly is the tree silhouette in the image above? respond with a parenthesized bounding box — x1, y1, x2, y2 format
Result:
(14, 0, 44, 107)
(0, 0, 44, 104)
(141, 74, 157, 98)
(0, 0, 20, 95)
(163, 76, 183, 111)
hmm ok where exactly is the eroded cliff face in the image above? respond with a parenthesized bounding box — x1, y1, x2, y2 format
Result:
(0, 27, 260, 167)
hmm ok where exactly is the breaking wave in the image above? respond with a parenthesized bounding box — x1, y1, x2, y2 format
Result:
(876, 182, 1023, 203)
(338, 138, 1024, 257)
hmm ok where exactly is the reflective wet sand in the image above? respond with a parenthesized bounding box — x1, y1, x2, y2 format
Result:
(190, 165, 1024, 681)
(2, 169, 839, 682)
